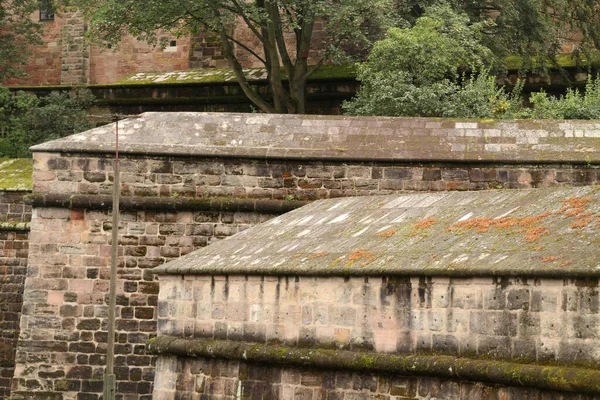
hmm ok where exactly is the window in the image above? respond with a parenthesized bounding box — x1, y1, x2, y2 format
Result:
(39, 0, 55, 22)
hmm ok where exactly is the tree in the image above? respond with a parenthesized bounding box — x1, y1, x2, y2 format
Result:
(342, 5, 519, 117)
(0, 86, 96, 157)
(65, 0, 400, 114)
(0, 0, 43, 81)
(400, 1, 600, 72)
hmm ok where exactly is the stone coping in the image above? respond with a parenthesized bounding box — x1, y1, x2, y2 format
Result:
(153, 187, 600, 278)
(31, 113, 600, 164)
(25, 193, 308, 213)
(148, 336, 600, 394)
(0, 222, 30, 232)
(0, 159, 32, 191)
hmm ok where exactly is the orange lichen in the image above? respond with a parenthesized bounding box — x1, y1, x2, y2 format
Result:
(378, 229, 397, 238)
(414, 218, 437, 230)
(346, 250, 375, 267)
(308, 252, 328, 259)
(560, 261, 573, 267)
(524, 226, 550, 242)
(534, 246, 544, 252)
(448, 212, 552, 242)
(557, 197, 593, 217)
(556, 196, 596, 228)
(541, 256, 560, 263)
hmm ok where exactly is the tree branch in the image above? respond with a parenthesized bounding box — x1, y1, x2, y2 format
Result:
(225, 33, 266, 64)
(215, 21, 276, 113)
(266, 2, 294, 76)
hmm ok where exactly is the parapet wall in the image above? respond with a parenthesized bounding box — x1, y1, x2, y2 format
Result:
(13, 113, 600, 400)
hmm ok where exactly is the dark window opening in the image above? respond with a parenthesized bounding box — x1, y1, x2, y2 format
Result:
(170, 40, 177, 47)
(39, 0, 55, 21)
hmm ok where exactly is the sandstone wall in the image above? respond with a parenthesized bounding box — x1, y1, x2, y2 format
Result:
(156, 275, 600, 365)
(152, 275, 600, 400)
(0, 191, 31, 399)
(11, 114, 600, 399)
(150, 185, 600, 399)
(154, 356, 592, 400)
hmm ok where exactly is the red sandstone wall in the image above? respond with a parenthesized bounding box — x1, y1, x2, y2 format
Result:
(88, 36, 191, 85)
(0, 191, 31, 400)
(3, 14, 64, 86)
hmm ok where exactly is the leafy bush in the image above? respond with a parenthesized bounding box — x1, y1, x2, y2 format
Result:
(0, 86, 95, 158)
(524, 76, 600, 120)
(444, 73, 525, 119)
(343, 5, 498, 117)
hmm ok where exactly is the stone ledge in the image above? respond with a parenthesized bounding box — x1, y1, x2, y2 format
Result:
(0, 222, 30, 232)
(29, 113, 600, 164)
(25, 193, 308, 213)
(148, 336, 600, 394)
(9, 392, 63, 400)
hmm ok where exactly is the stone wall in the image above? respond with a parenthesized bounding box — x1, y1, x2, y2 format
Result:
(150, 186, 600, 399)
(0, 190, 31, 399)
(11, 113, 600, 399)
(154, 356, 592, 400)
(30, 155, 600, 200)
(59, 10, 88, 85)
(155, 275, 600, 366)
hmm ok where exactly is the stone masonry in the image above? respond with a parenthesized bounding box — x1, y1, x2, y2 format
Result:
(154, 356, 596, 400)
(59, 9, 88, 85)
(152, 188, 600, 399)
(11, 113, 600, 399)
(0, 160, 32, 399)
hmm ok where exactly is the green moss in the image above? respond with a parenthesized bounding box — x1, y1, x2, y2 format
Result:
(149, 336, 600, 394)
(117, 64, 357, 86)
(95, 96, 250, 106)
(0, 159, 33, 191)
(307, 64, 358, 80)
(0, 222, 30, 231)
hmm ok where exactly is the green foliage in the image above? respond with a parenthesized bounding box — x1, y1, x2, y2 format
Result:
(445, 74, 525, 118)
(0, 86, 95, 158)
(343, 6, 508, 118)
(525, 76, 600, 120)
(400, 1, 600, 72)
(0, 0, 43, 80)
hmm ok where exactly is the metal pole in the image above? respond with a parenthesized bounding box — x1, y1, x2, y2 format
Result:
(103, 115, 120, 400)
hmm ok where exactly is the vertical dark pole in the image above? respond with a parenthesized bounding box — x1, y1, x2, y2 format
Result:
(103, 115, 120, 399)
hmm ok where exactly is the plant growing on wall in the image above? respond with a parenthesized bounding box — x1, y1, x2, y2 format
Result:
(63, 0, 401, 114)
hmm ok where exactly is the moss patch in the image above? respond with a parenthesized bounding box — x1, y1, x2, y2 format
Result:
(148, 336, 600, 394)
(0, 159, 33, 191)
(118, 64, 358, 86)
